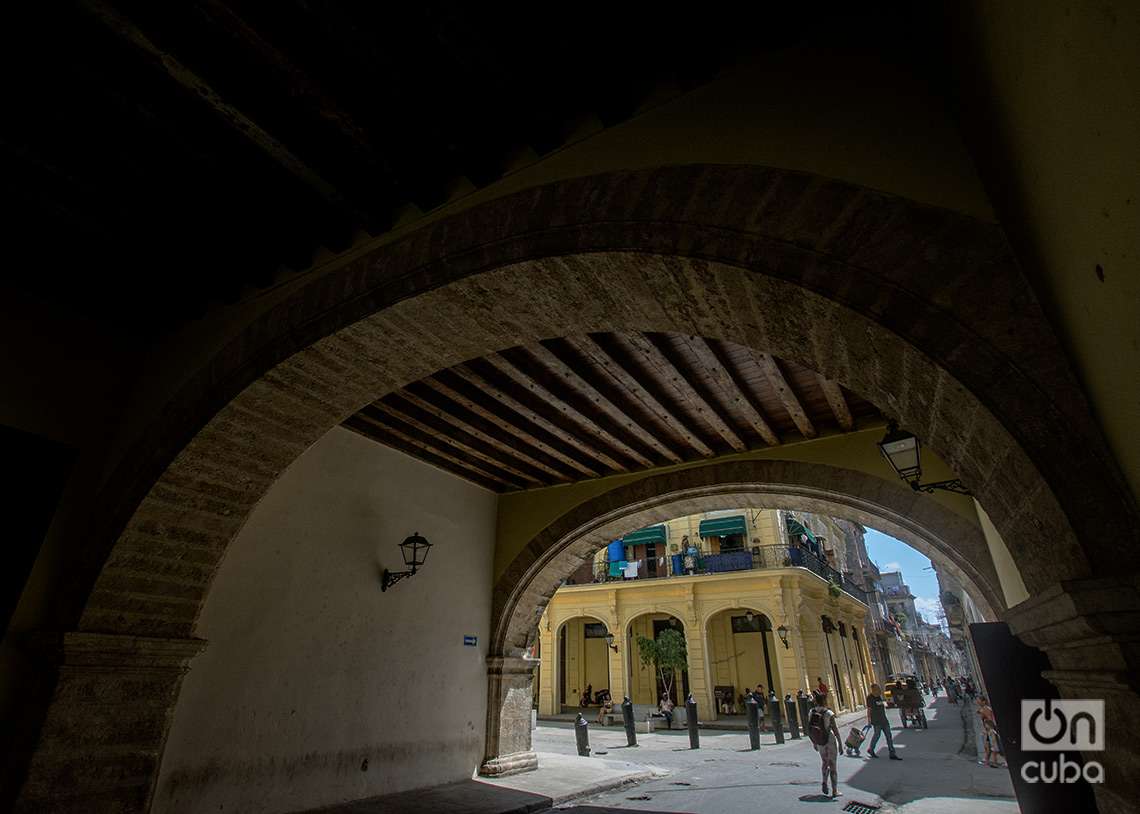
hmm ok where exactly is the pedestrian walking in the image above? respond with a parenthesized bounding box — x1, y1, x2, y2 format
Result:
(976, 697, 1006, 768)
(866, 683, 902, 760)
(807, 691, 843, 799)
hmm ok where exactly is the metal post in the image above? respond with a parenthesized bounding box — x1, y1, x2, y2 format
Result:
(769, 694, 785, 744)
(785, 694, 801, 739)
(745, 695, 761, 750)
(798, 695, 812, 732)
(686, 693, 700, 749)
(575, 712, 591, 757)
(621, 695, 637, 747)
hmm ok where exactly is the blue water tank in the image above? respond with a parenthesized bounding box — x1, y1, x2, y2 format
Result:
(607, 539, 626, 563)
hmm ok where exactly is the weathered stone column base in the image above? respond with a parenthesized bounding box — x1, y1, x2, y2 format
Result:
(480, 655, 538, 778)
(15, 632, 206, 814)
(478, 751, 539, 777)
(1007, 576, 1140, 814)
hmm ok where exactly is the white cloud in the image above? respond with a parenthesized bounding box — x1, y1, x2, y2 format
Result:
(881, 561, 902, 573)
(913, 596, 944, 624)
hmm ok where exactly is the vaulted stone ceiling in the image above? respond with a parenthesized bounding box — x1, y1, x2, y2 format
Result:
(344, 332, 879, 491)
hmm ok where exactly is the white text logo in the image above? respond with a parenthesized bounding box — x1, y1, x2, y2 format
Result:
(1020, 699, 1104, 785)
(1022, 699, 1104, 751)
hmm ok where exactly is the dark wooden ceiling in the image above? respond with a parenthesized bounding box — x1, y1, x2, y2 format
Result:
(3, 2, 946, 336)
(343, 332, 879, 491)
(4, 1, 824, 330)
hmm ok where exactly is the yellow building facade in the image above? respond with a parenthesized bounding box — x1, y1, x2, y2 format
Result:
(535, 510, 875, 719)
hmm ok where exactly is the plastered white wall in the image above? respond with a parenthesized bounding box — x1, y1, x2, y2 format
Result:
(974, 500, 1029, 608)
(154, 427, 498, 813)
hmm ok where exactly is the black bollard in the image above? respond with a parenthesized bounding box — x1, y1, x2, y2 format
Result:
(769, 695, 785, 744)
(621, 695, 637, 747)
(686, 693, 700, 749)
(785, 695, 801, 739)
(575, 712, 591, 757)
(798, 695, 812, 732)
(745, 695, 761, 750)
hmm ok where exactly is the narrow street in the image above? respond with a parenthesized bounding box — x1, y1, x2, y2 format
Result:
(548, 698, 1016, 813)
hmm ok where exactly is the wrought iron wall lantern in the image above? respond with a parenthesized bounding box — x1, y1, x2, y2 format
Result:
(877, 423, 971, 496)
(604, 633, 619, 653)
(776, 624, 790, 649)
(381, 532, 432, 592)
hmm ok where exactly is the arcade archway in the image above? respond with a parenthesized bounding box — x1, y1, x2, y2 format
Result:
(18, 166, 1128, 810)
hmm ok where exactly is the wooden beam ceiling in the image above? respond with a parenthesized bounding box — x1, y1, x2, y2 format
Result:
(11, 0, 798, 329)
(345, 332, 881, 492)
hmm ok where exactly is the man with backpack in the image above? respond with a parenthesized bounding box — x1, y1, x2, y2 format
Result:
(866, 683, 902, 760)
(807, 691, 843, 799)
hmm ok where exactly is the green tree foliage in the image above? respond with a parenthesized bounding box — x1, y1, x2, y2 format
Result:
(635, 628, 688, 700)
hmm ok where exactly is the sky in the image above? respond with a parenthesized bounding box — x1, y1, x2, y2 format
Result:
(863, 528, 945, 628)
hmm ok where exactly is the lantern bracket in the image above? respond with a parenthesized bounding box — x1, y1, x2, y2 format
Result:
(909, 478, 971, 496)
(381, 567, 417, 591)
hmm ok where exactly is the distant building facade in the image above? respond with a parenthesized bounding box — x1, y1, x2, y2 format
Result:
(534, 508, 874, 719)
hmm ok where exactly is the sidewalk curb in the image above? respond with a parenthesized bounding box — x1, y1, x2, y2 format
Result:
(547, 768, 657, 807)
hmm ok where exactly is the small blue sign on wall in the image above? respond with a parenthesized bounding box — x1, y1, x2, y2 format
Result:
(463, 635, 478, 647)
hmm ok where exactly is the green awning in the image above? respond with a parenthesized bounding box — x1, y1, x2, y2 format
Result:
(622, 524, 667, 545)
(786, 517, 817, 544)
(698, 515, 747, 538)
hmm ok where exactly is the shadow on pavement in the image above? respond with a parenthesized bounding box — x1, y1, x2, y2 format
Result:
(840, 697, 1016, 809)
(571, 809, 683, 813)
(297, 779, 552, 813)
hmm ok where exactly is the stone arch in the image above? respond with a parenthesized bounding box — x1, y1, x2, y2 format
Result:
(551, 614, 612, 710)
(623, 610, 690, 704)
(20, 164, 1133, 809)
(492, 458, 1004, 659)
(699, 601, 783, 631)
(702, 605, 787, 705)
(623, 609, 692, 634)
(68, 165, 1127, 648)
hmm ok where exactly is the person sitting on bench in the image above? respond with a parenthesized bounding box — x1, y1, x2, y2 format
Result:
(595, 695, 614, 724)
(658, 693, 675, 729)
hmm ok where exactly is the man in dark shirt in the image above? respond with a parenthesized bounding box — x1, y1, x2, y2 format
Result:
(866, 683, 901, 760)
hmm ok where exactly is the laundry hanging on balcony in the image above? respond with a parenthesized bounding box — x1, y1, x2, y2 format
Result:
(784, 515, 820, 555)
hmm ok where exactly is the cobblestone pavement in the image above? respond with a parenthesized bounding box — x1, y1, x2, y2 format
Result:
(549, 698, 1017, 813)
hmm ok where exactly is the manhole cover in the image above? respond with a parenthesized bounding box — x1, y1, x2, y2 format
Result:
(627, 795, 652, 801)
(842, 802, 881, 814)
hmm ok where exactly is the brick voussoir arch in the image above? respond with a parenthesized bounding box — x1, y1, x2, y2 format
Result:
(17, 164, 1132, 811)
(67, 166, 1129, 640)
(71, 165, 1130, 640)
(491, 459, 1005, 659)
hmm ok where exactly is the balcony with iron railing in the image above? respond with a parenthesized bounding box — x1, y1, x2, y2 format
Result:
(586, 543, 870, 605)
